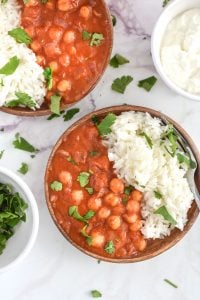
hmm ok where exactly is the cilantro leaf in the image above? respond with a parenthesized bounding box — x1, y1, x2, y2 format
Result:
(8, 27, 32, 45)
(91, 290, 102, 298)
(0, 56, 20, 75)
(63, 108, 79, 121)
(89, 151, 99, 157)
(91, 115, 99, 125)
(67, 156, 77, 165)
(82, 30, 92, 41)
(85, 187, 94, 195)
(90, 33, 104, 46)
(80, 225, 93, 245)
(154, 206, 177, 225)
(68, 206, 94, 224)
(97, 113, 116, 136)
(138, 76, 157, 92)
(111, 14, 117, 26)
(154, 190, 162, 199)
(163, 0, 171, 7)
(18, 163, 29, 175)
(6, 92, 36, 109)
(110, 54, 129, 68)
(13, 133, 39, 153)
(50, 181, 63, 192)
(43, 67, 53, 90)
(50, 94, 61, 115)
(136, 131, 153, 149)
(104, 240, 115, 254)
(177, 153, 197, 169)
(0, 150, 4, 160)
(77, 172, 90, 187)
(111, 75, 133, 94)
(47, 110, 65, 120)
(124, 186, 134, 195)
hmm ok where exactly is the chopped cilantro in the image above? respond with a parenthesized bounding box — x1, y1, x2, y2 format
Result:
(69, 206, 94, 224)
(91, 290, 102, 298)
(110, 54, 129, 68)
(67, 156, 77, 165)
(8, 27, 32, 45)
(97, 113, 116, 136)
(164, 279, 178, 288)
(104, 240, 115, 254)
(50, 94, 61, 115)
(0, 150, 4, 159)
(177, 153, 197, 169)
(85, 187, 94, 195)
(43, 67, 53, 90)
(82, 30, 92, 41)
(138, 76, 157, 92)
(50, 181, 63, 192)
(18, 163, 29, 175)
(6, 92, 36, 109)
(63, 108, 79, 121)
(154, 190, 162, 199)
(77, 172, 90, 187)
(111, 14, 117, 26)
(80, 225, 93, 245)
(82, 30, 104, 46)
(0, 56, 20, 75)
(47, 110, 65, 120)
(13, 133, 39, 153)
(124, 186, 134, 195)
(136, 131, 153, 149)
(154, 206, 177, 225)
(111, 75, 133, 94)
(163, 0, 171, 7)
(91, 115, 99, 125)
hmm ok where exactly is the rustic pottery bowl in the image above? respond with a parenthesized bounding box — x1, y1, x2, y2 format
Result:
(0, 0, 113, 117)
(45, 105, 199, 263)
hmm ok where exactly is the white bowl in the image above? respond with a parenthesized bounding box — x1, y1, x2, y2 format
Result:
(151, 0, 200, 102)
(0, 167, 39, 272)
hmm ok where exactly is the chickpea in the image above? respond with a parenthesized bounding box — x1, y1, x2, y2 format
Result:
(129, 220, 143, 232)
(131, 190, 143, 202)
(134, 238, 147, 252)
(79, 6, 92, 20)
(88, 196, 102, 211)
(58, 171, 72, 186)
(90, 231, 105, 248)
(31, 40, 41, 52)
(104, 193, 120, 207)
(48, 26, 63, 41)
(107, 215, 121, 230)
(126, 200, 140, 214)
(71, 190, 84, 205)
(36, 55, 45, 66)
(112, 204, 126, 215)
(59, 53, 70, 67)
(98, 207, 111, 219)
(116, 247, 127, 258)
(63, 30, 76, 43)
(57, 80, 72, 92)
(109, 178, 124, 194)
(123, 213, 138, 224)
(58, 0, 77, 12)
(49, 61, 58, 72)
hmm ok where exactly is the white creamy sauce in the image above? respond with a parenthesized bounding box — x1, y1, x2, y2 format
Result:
(161, 8, 200, 95)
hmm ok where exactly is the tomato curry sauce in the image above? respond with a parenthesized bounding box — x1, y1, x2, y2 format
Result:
(19, 0, 112, 106)
(47, 120, 147, 259)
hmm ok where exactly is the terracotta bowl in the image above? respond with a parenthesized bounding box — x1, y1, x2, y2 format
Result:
(45, 105, 200, 263)
(0, 0, 113, 117)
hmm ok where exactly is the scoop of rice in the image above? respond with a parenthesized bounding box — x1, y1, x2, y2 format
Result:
(0, 0, 45, 108)
(104, 111, 194, 239)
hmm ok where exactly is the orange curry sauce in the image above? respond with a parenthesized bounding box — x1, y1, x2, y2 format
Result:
(47, 121, 147, 259)
(19, 0, 111, 105)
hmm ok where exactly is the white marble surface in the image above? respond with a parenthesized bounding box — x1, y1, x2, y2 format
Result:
(0, 0, 200, 299)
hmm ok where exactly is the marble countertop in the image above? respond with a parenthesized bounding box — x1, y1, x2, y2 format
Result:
(0, 0, 200, 299)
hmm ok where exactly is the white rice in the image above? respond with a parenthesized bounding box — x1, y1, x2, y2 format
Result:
(0, 0, 46, 108)
(104, 111, 194, 239)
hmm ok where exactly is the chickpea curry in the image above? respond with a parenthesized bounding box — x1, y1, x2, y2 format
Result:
(47, 117, 147, 259)
(19, 0, 112, 107)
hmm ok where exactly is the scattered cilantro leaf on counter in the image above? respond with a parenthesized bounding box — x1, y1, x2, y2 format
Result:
(18, 162, 29, 175)
(97, 259, 101, 264)
(13, 133, 39, 153)
(0, 79, 4, 86)
(50, 94, 61, 115)
(138, 76, 157, 92)
(164, 279, 178, 288)
(0, 56, 20, 75)
(136, 131, 153, 149)
(110, 54, 129, 68)
(6, 92, 36, 109)
(104, 240, 115, 254)
(154, 190, 162, 199)
(50, 181, 63, 192)
(8, 27, 32, 45)
(80, 225, 93, 245)
(67, 156, 77, 165)
(154, 206, 177, 225)
(0, 182, 28, 254)
(162, 125, 178, 157)
(85, 187, 94, 195)
(89, 151, 99, 157)
(163, 0, 171, 7)
(91, 290, 102, 298)
(177, 153, 196, 169)
(77, 172, 90, 187)
(0, 150, 4, 159)
(97, 113, 116, 135)
(63, 108, 79, 121)
(47, 110, 65, 120)
(111, 75, 133, 94)
(111, 14, 117, 26)
(43, 67, 53, 90)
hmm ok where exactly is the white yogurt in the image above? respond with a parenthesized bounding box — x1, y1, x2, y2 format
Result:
(161, 8, 200, 95)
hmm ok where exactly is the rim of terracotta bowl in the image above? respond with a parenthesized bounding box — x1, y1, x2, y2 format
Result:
(45, 105, 199, 263)
(0, 0, 113, 117)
